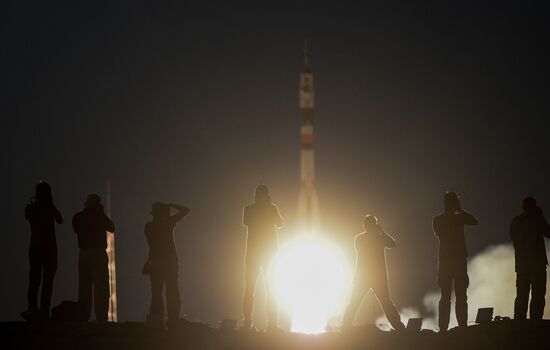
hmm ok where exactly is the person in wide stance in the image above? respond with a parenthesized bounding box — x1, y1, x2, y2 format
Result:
(343, 214, 405, 330)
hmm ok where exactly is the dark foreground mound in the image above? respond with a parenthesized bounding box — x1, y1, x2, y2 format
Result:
(1, 320, 548, 350)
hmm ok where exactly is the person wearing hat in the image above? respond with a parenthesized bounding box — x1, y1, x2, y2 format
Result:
(22, 182, 63, 320)
(510, 196, 550, 320)
(343, 214, 405, 330)
(72, 194, 115, 322)
(241, 185, 283, 331)
(432, 191, 478, 332)
(143, 202, 190, 327)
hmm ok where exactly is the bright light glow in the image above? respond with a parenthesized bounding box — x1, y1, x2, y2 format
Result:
(272, 235, 351, 334)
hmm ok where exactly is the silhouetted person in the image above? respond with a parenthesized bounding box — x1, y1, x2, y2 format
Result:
(22, 182, 63, 320)
(242, 185, 283, 331)
(510, 196, 550, 320)
(343, 215, 405, 330)
(72, 194, 115, 322)
(432, 191, 478, 331)
(143, 202, 190, 326)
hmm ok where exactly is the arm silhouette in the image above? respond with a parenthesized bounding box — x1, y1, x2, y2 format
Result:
(273, 205, 283, 228)
(53, 205, 63, 224)
(460, 209, 478, 226)
(104, 214, 115, 233)
(167, 204, 190, 225)
(72, 214, 79, 233)
(379, 226, 396, 248)
(510, 217, 521, 245)
(536, 209, 550, 238)
(242, 206, 249, 227)
(432, 216, 441, 239)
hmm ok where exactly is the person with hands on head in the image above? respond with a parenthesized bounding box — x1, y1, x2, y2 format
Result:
(143, 202, 190, 327)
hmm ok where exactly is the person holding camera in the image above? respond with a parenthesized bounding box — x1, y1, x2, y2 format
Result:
(72, 194, 115, 322)
(22, 182, 63, 320)
(143, 202, 190, 326)
(241, 185, 283, 331)
(343, 214, 405, 330)
(510, 196, 550, 320)
(432, 191, 478, 332)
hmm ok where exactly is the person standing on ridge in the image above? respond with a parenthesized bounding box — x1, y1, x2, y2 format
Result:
(510, 196, 550, 320)
(22, 182, 63, 320)
(242, 185, 283, 331)
(143, 202, 190, 327)
(432, 191, 478, 332)
(343, 214, 405, 330)
(72, 194, 115, 322)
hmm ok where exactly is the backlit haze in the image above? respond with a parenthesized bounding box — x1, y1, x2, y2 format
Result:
(2, 1, 550, 330)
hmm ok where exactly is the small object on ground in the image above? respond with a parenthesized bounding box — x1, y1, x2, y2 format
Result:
(475, 308, 494, 324)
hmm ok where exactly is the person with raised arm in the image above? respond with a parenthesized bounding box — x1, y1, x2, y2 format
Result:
(143, 202, 190, 327)
(432, 191, 478, 332)
(241, 185, 283, 331)
(343, 214, 405, 330)
(22, 182, 63, 321)
(510, 196, 550, 320)
(72, 194, 115, 322)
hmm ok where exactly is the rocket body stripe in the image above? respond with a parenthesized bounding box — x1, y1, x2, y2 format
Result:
(297, 42, 320, 234)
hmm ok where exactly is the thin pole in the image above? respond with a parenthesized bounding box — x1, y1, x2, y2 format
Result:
(106, 179, 118, 322)
(371, 290, 375, 325)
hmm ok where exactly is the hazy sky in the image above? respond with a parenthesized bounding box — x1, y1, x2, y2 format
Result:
(2, 1, 549, 324)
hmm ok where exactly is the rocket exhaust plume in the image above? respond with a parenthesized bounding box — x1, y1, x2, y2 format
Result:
(376, 244, 550, 330)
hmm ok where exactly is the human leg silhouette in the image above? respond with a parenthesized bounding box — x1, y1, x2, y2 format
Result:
(78, 250, 93, 321)
(438, 270, 452, 332)
(454, 265, 469, 327)
(149, 272, 165, 318)
(265, 269, 278, 328)
(243, 261, 261, 328)
(165, 267, 181, 323)
(343, 282, 368, 328)
(530, 268, 547, 320)
(40, 248, 57, 316)
(514, 272, 530, 320)
(373, 281, 404, 330)
(92, 251, 110, 322)
(27, 246, 43, 312)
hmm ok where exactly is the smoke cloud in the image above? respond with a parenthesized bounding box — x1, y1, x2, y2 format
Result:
(378, 244, 550, 330)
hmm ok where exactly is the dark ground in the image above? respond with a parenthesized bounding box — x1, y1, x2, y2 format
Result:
(1, 320, 548, 350)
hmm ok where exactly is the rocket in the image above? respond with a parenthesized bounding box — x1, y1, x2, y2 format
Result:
(297, 40, 320, 234)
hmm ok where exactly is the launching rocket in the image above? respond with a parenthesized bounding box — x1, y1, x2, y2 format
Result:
(297, 40, 320, 234)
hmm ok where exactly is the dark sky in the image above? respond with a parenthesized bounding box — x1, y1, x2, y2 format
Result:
(2, 1, 550, 324)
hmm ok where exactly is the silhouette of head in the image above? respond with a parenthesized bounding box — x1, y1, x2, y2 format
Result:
(522, 196, 537, 213)
(35, 182, 53, 204)
(443, 191, 461, 213)
(84, 194, 102, 208)
(363, 214, 378, 231)
(254, 185, 271, 204)
(151, 202, 170, 219)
